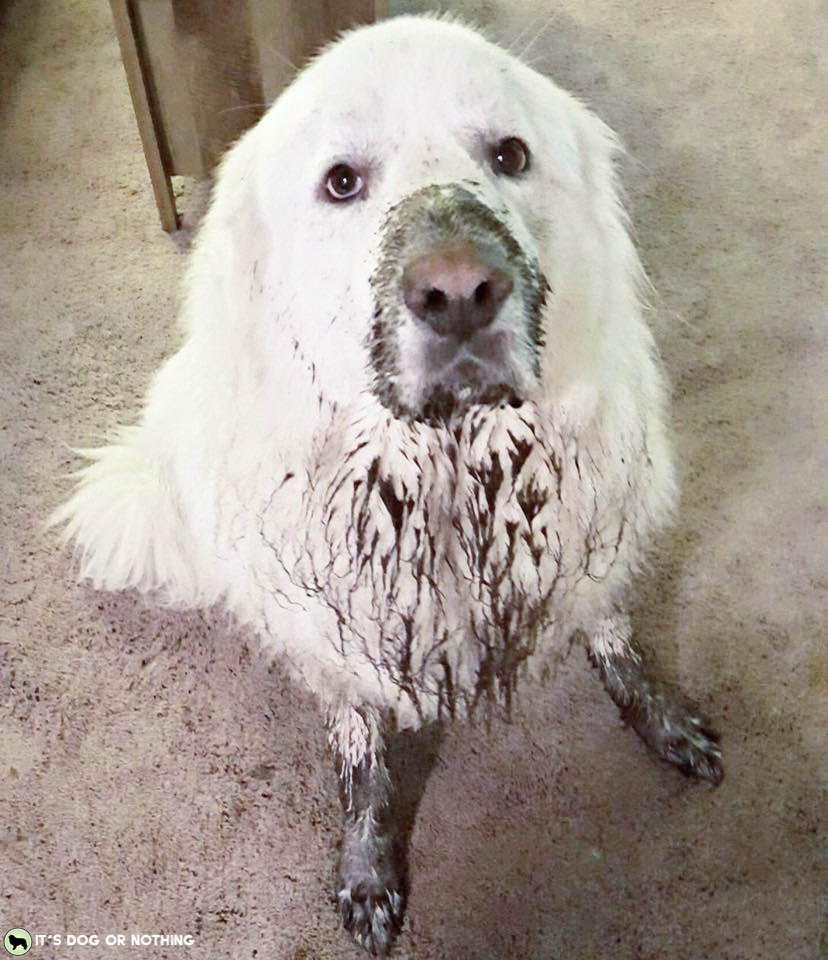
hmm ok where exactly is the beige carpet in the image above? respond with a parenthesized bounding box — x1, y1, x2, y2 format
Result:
(1, 0, 825, 957)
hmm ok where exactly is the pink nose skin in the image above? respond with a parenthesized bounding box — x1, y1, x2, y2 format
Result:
(402, 245, 514, 341)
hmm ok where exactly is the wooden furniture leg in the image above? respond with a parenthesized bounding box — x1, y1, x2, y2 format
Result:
(110, 0, 179, 231)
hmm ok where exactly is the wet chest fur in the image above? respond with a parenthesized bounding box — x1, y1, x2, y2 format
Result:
(277, 405, 640, 715)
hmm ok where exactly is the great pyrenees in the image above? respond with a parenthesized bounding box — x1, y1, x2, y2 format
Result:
(53, 13, 723, 955)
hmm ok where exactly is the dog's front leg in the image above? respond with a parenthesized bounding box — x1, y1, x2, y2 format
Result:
(585, 613, 724, 784)
(327, 702, 404, 956)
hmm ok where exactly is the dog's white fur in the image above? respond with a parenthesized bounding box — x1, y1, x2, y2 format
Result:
(52, 14, 676, 730)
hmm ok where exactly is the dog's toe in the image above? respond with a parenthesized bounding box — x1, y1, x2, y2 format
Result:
(663, 715, 724, 785)
(338, 879, 404, 957)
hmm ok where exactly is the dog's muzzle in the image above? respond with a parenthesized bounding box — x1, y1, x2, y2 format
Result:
(369, 184, 547, 421)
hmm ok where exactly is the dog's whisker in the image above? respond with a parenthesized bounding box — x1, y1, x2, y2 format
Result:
(517, 13, 563, 63)
(215, 102, 271, 118)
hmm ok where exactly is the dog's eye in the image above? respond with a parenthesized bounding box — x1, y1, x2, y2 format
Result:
(324, 163, 365, 201)
(491, 137, 530, 176)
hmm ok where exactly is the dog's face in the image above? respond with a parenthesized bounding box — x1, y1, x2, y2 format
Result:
(222, 16, 637, 425)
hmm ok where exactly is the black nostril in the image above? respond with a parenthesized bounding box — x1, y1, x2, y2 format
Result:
(474, 281, 490, 305)
(424, 288, 447, 312)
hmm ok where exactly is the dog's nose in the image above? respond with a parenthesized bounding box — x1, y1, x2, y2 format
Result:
(402, 245, 513, 340)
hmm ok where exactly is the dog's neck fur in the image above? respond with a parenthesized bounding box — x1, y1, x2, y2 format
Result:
(259, 399, 649, 721)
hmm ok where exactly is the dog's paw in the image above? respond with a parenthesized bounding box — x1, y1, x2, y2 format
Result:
(590, 645, 725, 786)
(623, 690, 725, 785)
(658, 712, 724, 785)
(337, 875, 404, 957)
(632, 697, 724, 785)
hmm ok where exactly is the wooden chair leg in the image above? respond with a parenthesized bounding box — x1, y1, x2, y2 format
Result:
(109, 0, 179, 231)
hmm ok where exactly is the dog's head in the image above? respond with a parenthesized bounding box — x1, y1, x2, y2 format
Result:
(193, 15, 648, 429)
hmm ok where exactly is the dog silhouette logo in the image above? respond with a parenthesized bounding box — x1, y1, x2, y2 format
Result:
(3, 929, 31, 955)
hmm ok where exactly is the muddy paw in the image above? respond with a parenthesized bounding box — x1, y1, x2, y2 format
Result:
(659, 712, 724, 785)
(337, 875, 404, 957)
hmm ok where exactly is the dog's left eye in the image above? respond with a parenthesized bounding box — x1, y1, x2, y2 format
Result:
(324, 163, 365, 201)
(491, 137, 530, 176)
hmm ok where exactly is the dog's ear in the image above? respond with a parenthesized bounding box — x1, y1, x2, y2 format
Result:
(530, 87, 669, 444)
(565, 103, 676, 515)
(179, 128, 266, 344)
(568, 104, 648, 293)
(574, 108, 628, 214)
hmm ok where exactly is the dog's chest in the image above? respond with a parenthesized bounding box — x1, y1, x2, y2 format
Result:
(268, 405, 638, 713)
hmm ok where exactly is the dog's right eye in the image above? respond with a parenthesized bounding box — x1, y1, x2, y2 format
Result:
(324, 163, 365, 202)
(491, 137, 530, 177)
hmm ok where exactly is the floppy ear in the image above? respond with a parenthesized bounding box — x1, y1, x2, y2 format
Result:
(529, 86, 676, 520)
(178, 117, 333, 438)
(571, 103, 678, 520)
(537, 89, 660, 398)
(573, 104, 652, 331)
(177, 127, 265, 343)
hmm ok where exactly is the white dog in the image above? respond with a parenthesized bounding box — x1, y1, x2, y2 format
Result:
(53, 14, 722, 955)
